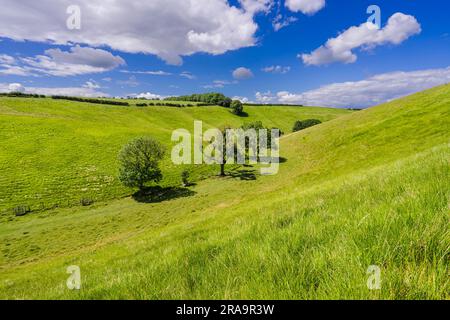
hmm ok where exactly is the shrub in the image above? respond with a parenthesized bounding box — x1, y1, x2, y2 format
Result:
(181, 169, 191, 186)
(231, 100, 244, 115)
(118, 137, 166, 192)
(80, 198, 94, 206)
(219, 98, 232, 108)
(293, 119, 322, 132)
(13, 205, 31, 217)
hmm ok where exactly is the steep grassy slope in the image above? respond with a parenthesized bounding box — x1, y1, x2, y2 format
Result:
(0, 85, 449, 299)
(0, 98, 350, 218)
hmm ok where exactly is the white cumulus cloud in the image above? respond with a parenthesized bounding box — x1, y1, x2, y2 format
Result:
(134, 92, 164, 100)
(301, 13, 421, 66)
(21, 46, 125, 76)
(0, 82, 107, 97)
(7, 83, 25, 93)
(0, 0, 265, 65)
(0, 46, 125, 77)
(233, 67, 254, 80)
(276, 67, 450, 108)
(285, 0, 325, 15)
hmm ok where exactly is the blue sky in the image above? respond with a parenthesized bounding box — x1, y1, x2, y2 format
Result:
(0, 0, 449, 107)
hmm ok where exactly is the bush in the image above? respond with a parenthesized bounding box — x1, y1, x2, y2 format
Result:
(181, 169, 191, 186)
(13, 205, 31, 217)
(293, 119, 322, 132)
(219, 98, 232, 108)
(80, 198, 94, 206)
(118, 137, 166, 192)
(231, 100, 244, 115)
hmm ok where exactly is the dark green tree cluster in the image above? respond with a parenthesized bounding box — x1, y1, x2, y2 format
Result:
(0, 92, 46, 98)
(292, 119, 322, 132)
(135, 102, 197, 108)
(52, 95, 130, 106)
(165, 93, 229, 105)
(231, 100, 244, 115)
(245, 103, 304, 107)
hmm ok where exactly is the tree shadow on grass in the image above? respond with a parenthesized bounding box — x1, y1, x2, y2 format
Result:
(227, 168, 257, 181)
(132, 186, 196, 204)
(237, 111, 249, 117)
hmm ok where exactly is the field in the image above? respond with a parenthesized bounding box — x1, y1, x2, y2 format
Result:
(0, 85, 449, 299)
(0, 99, 350, 218)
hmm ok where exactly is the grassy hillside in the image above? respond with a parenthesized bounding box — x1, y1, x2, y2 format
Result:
(0, 85, 449, 299)
(0, 98, 350, 218)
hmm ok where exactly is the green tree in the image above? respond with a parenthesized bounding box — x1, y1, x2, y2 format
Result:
(118, 137, 166, 192)
(293, 119, 322, 132)
(231, 100, 244, 115)
(219, 97, 232, 108)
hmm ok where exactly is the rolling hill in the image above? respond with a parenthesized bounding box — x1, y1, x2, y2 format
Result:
(0, 85, 449, 299)
(0, 99, 350, 219)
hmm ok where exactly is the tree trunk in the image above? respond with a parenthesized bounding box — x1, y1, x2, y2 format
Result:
(220, 163, 225, 176)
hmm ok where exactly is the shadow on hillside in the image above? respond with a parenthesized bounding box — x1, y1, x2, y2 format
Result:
(227, 168, 257, 181)
(132, 186, 196, 204)
(235, 111, 249, 118)
(259, 156, 288, 164)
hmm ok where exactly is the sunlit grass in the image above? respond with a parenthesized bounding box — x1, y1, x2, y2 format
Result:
(0, 84, 449, 299)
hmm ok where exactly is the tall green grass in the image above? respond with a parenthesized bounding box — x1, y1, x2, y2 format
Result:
(0, 85, 449, 299)
(0, 145, 447, 299)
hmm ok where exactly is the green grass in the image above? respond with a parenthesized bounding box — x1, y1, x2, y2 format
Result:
(0, 98, 350, 218)
(0, 85, 449, 299)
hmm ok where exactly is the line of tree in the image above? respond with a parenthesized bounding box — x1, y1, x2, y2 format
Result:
(51, 95, 130, 106)
(165, 92, 230, 106)
(0, 92, 46, 98)
(135, 102, 202, 107)
(244, 103, 304, 107)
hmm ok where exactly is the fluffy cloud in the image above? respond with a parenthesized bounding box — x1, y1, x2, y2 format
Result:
(134, 92, 164, 100)
(8, 83, 25, 93)
(285, 0, 325, 15)
(0, 82, 107, 97)
(301, 13, 421, 66)
(276, 67, 450, 108)
(262, 65, 291, 74)
(0, 46, 125, 77)
(233, 67, 254, 80)
(239, 0, 274, 15)
(256, 91, 275, 103)
(0, 0, 265, 65)
(232, 96, 252, 103)
(21, 46, 125, 76)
